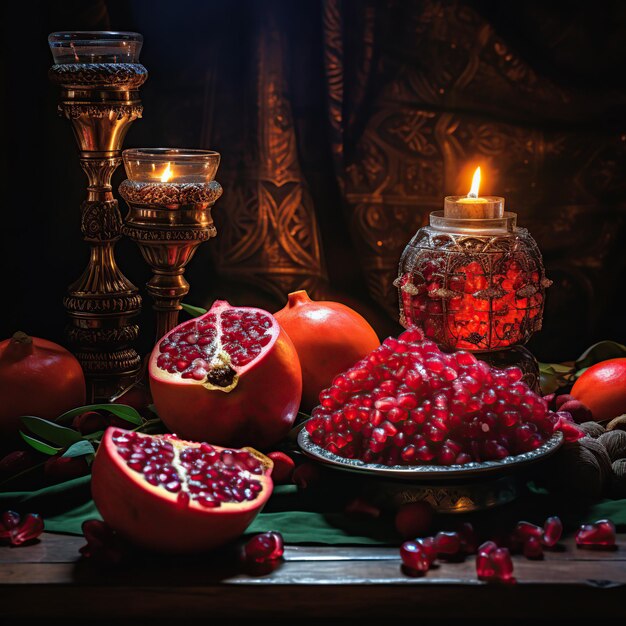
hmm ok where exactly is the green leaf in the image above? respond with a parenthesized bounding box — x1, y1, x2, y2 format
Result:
(576, 340, 626, 371)
(56, 403, 142, 426)
(62, 440, 96, 459)
(19, 432, 61, 456)
(20, 416, 83, 447)
(181, 303, 207, 317)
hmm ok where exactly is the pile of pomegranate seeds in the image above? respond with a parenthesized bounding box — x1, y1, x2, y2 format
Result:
(306, 328, 580, 466)
(0, 510, 44, 546)
(112, 430, 265, 508)
(243, 531, 284, 564)
(575, 519, 616, 549)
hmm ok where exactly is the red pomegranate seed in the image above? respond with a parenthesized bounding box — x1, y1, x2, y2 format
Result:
(513, 521, 543, 542)
(416, 536, 438, 564)
(79, 519, 126, 565)
(400, 540, 431, 573)
(435, 531, 462, 557)
(476, 541, 497, 579)
(491, 547, 515, 582)
(542, 516, 562, 548)
(458, 522, 478, 554)
(575, 519, 616, 549)
(243, 531, 284, 563)
(0, 511, 44, 546)
(523, 536, 544, 559)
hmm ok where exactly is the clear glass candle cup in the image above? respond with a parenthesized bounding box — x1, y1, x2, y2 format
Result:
(122, 148, 221, 184)
(48, 31, 143, 64)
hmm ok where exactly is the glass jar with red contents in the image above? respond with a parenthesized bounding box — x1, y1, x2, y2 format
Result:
(396, 196, 551, 363)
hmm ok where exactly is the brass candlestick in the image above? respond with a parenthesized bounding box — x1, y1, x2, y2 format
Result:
(119, 149, 222, 340)
(48, 31, 147, 401)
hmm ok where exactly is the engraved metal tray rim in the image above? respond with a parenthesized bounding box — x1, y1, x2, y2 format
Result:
(297, 427, 563, 481)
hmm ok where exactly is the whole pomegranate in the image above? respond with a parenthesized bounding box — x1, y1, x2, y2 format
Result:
(91, 427, 274, 553)
(0, 332, 85, 439)
(274, 290, 379, 411)
(571, 358, 626, 422)
(149, 300, 302, 449)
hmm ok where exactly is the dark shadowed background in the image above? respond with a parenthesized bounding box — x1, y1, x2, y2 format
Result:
(3, 0, 626, 361)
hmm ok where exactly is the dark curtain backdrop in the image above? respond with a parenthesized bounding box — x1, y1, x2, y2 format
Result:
(3, 0, 626, 361)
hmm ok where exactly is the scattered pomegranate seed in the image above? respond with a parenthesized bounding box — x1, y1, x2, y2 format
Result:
(542, 516, 563, 548)
(476, 541, 515, 582)
(523, 536, 544, 559)
(79, 519, 127, 565)
(416, 536, 438, 564)
(0, 511, 44, 546)
(267, 451, 295, 484)
(575, 519, 617, 549)
(394, 502, 433, 539)
(457, 522, 479, 554)
(476, 541, 497, 579)
(243, 531, 284, 563)
(400, 540, 431, 574)
(435, 531, 462, 557)
(513, 521, 543, 542)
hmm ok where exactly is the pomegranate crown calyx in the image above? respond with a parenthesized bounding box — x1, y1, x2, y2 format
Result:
(11, 331, 33, 345)
(286, 290, 312, 307)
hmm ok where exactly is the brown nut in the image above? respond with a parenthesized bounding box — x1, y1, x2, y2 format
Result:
(554, 441, 605, 499)
(577, 421, 605, 438)
(597, 430, 626, 462)
(610, 459, 626, 498)
(606, 414, 626, 432)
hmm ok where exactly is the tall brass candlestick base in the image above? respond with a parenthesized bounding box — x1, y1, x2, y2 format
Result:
(48, 32, 147, 401)
(119, 149, 222, 340)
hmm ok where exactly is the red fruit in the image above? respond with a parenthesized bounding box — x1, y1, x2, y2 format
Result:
(0, 450, 38, 478)
(0, 332, 85, 439)
(394, 501, 433, 539)
(91, 427, 274, 553)
(79, 520, 127, 565)
(243, 531, 284, 563)
(435, 531, 462, 557)
(523, 536, 543, 559)
(571, 358, 626, 421)
(542, 516, 563, 548)
(306, 327, 569, 465)
(513, 521, 543, 542)
(267, 451, 295, 484)
(274, 291, 379, 411)
(72, 411, 108, 435)
(400, 540, 431, 573)
(416, 536, 438, 564)
(292, 462, 321, 488)
(491, 547, 515, 582)
(149, 301, 302, 449)
(0, 511, 44, 546)
(575, 519, 616, 549)
(44, 455, 89, 483)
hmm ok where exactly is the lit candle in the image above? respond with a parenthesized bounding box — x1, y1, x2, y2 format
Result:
(444, 167, 504, 219)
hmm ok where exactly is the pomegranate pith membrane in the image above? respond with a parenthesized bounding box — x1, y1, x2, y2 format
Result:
(306, 327, 580, 466)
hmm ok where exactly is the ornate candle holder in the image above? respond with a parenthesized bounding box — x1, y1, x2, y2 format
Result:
(48, 31, 147, 401)
(119, 149, 222, 340)
(396, 195, 551, 389)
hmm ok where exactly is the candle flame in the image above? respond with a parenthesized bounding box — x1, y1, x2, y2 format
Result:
(160, 162, 173, 183)
(468, 166, 481, 198)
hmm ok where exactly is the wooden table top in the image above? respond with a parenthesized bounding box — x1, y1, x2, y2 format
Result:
(1, 532, 624, 619)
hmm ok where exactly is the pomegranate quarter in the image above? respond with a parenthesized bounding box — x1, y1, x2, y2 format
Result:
(149, 301, 302, 448)
(91, 428, 274, 553)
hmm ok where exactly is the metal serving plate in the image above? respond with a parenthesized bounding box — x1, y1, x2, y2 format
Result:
(297, 428, 563, 482)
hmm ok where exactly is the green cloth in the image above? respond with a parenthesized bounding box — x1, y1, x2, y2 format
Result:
(1, 476, 626, 544)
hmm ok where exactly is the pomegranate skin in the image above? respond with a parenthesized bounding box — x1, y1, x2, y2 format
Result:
(149, 301, 302, 449)
(571, 358, 626, 422)
(274, 290, 380, 411)
(0, 332, 85, 439)
(91, 428, 274, 554)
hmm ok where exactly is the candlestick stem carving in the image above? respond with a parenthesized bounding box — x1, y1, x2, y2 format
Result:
(48, 32, 147, 401)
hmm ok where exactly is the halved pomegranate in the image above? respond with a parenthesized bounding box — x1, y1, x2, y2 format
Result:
(149, 301, 302, 448)
(91, 427, 274, 554)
